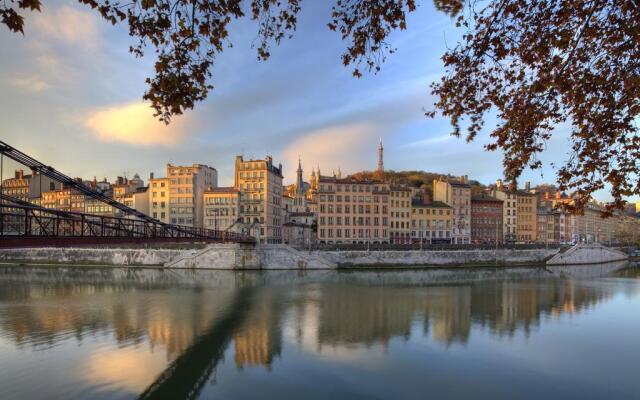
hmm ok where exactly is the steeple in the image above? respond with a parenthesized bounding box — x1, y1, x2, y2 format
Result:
(296, 157, 304, 195)
(377, 138, 384, 173)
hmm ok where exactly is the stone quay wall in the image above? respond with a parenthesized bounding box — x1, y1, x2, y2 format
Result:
(0, 244, 562, 269)
(546, 243, 628, 265)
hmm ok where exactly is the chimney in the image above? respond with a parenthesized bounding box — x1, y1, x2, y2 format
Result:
(544, 192, 550, 200)
(555, 191, 561, 199)
(149, 172, 154, 180)
(16, 170, 24, 179)
(525, 181, 531, 191)
(423, 193, 431, 205)
(461, 175, 468, 184)
(496, 179, 503, 190)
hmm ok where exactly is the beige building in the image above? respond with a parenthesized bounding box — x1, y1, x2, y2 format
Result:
(389, 185, 412, 244)
(1, 169, 59, 203)
(118, 187, 150, 217)
(112, 174, 144, 197)
(167, 163, 217, 227)
(235, 155, 284, 243)
(492, 180, 519, 243)
(41, 187, 85, 212)
(516, 185, 537, 242)
(316, 176, 390, 244)
(572, 202, 616, 243)
(537, 192, 572, 244)
(84, 198, 115, 216)
(203, 187, 241, 231)
(433, 177, 471, 244)
(492, 180, 537, 242)
(149, 177, 170, 223)
(410, 196, 453, 244)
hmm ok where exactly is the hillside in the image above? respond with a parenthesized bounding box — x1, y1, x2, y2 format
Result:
(349, 170, 485, 196)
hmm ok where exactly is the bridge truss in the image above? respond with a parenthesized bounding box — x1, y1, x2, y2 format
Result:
(0, 141, 254, 246)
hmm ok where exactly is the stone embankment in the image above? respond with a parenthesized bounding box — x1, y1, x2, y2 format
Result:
(0, 243, 629, 269)
(546, 243, 628, 265)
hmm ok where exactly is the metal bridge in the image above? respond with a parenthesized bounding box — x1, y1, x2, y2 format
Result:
(0, 141, 255, 247)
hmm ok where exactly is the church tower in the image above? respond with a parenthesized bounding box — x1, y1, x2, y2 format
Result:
(296, 157, 305, 195)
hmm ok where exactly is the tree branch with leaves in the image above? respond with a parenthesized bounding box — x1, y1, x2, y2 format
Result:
(2, 0, 638, 214)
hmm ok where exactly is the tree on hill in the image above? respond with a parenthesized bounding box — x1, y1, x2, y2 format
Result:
(2, 0, 638, 214)
(349, 169, 485, 197)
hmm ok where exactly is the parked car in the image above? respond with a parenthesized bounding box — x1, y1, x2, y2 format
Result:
(631, 249, 640, 257)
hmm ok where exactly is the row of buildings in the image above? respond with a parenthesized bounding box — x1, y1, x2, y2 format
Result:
(1, 141, 639, 246)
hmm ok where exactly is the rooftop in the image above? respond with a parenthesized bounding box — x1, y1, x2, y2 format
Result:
(318, 175, 386, 184)
(204, 186, 239, 194)
(411, 199, 451, 208)
(472, 194, 502, 202)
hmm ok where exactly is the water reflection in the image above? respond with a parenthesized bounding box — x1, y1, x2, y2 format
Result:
(0, 264, 638, 399)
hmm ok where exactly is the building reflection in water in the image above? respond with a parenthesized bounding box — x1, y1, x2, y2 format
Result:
(0, 265, 638, 397)
(233, 290, 283, 371)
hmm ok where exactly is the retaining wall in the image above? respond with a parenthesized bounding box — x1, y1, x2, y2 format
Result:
(0, 247, 182, 266)
(546, 243, 628, 265)
(317, 248, 559, 267)
(0, 245, 559, 269)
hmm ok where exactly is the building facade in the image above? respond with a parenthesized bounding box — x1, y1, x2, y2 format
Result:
(167, 163, 217, 227)
(410, 198, 452, 244)
(1, 169, 60, 203)
(433, 177, 471, 244)
(389, 185, 412, 244)
(118, 187, 149, 217)
(149, 177, 170, 223)
(470, 194, 503, 244)
(492, 180, 518, 243)
(41, 187, 85, 212)
(516, 188, 537, 242)
(203, 187, 241, 231)
(235, 156, 284, 243)
(316, 176, 390, 244)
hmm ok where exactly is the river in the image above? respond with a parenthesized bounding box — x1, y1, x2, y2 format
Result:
(0, 263, 639, 399)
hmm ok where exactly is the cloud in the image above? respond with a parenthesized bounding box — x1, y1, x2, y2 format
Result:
(30, 5, 100, 49)
(84, 102, 190, 147)
(282, 123, 381, 182)
(7, 74, 50, 92)
(400, 133, 452, 148)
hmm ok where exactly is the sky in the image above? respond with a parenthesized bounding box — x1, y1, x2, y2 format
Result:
(0, 0, 626, 201)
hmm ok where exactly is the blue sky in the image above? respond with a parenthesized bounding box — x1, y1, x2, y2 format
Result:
(0, 0, 623, 201)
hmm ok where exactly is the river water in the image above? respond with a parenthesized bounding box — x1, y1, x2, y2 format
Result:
(0, 263, 639, 399)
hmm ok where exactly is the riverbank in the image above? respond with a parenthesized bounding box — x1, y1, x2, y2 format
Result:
(0, 243, 627, 269)
(0, 244, 559, 269)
